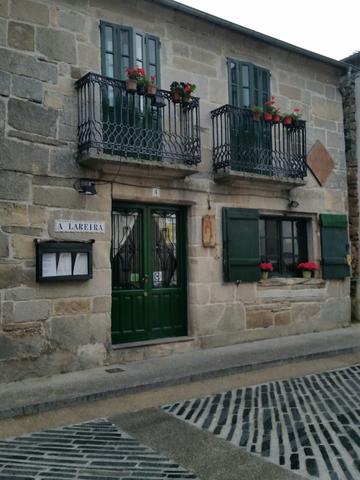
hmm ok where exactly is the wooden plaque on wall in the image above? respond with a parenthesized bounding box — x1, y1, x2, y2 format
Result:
(202, 215, 216, 247)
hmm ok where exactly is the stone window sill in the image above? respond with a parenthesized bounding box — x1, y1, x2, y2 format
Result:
(258, 277, 326, 289)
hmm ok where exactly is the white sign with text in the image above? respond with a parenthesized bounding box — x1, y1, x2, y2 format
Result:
(55, 220, 105, 234)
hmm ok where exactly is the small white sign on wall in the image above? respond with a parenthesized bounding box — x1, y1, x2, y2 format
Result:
(55, 220, 105, 234)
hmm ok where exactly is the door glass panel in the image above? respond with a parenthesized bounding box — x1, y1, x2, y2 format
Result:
(136, 33, 143, 66)
(152, 211, 178, 288)
(105, 53, 114, 77)
(112, 210, 143, 289)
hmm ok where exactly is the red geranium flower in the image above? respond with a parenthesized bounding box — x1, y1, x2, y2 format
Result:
(297, 261, 319, 271)
(260, 262, 274, 272)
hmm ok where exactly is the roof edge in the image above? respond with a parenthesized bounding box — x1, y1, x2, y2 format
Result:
(151, 0, 351, 72)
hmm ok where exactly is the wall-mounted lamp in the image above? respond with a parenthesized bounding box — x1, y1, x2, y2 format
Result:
(74, 179, 97, 196)
(288, 200, 299, 209)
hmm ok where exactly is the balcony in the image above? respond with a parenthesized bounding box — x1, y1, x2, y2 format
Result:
(75, 73, 201, 179)
(211, 105, 307, 189)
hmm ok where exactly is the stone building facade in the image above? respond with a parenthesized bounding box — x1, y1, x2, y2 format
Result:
(0, 0, 352, 382)
(342, 53, 360, 319)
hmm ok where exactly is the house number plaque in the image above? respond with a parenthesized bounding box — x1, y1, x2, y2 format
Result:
(202, 215, 216, 247)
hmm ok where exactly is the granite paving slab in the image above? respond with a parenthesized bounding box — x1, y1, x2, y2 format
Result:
(0, 419, 199, 479)
(163, 364, 360, 480)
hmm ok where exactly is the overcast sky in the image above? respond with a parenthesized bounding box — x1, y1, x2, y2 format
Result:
(177, 0, 359, 60)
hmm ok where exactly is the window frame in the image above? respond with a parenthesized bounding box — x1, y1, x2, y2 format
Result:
(227, 57, 271, 108)
(259, 216, 309, 277)
(100, 21, 161, 84)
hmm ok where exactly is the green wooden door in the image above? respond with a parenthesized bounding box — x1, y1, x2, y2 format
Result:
(111, 203, 187, 344)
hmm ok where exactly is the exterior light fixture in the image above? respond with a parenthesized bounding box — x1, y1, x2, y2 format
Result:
(288, 200, 299, 209)
(74, 179, 97, 195)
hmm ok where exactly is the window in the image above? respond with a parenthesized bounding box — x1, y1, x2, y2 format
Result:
(100, 22, 161, 82)
(259, 217, 308, 276)
(227, 58, 270, 108)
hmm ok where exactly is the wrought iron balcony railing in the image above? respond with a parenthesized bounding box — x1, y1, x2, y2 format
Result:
(211, 105, 307, 179)
(76, 72, 201, 166)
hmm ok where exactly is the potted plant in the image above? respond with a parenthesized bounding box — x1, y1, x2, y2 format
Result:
(252, 106, 263, 121)
(272, 107, 281, 123)
(170, 81, 182, 103)
(282, 112, 292, 126)
(146, 75, 157, 97)
(263, 97, 276, 121)
(259, 262, 273, 280)
(126, 67, 143, 93)
(291, 107, 304, 127)
(181, 82, 196, 104)
(297, 261, 319, 279)
(136, 68, 147, 95)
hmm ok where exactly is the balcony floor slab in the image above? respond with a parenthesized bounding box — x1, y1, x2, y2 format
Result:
(214, 169, 306, 191)
(78, 150, 198, 179)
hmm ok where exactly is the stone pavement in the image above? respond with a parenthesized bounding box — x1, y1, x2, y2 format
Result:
(163, 364, 360, 479)
(1, 325, 360, 420)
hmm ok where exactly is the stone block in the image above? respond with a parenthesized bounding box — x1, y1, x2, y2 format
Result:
(0, 69, 10, 96)
(209, 78, 228, 105)
(0, 329, 45, 361)
(274, 310, 291, 326)
(5, 287, 35, 301)
(0, 230, 9, 257)
(0, 48, 58, 83)
(0, 97, 4, 131)
(217, 303, 245, 332)
(0, 137, 49, 174)
(235, 283, 257, 303)
(8, 129, 65, 147)
(12, 75, 43, 103)
(0, 202, 28, 226)
(0, 264, 34, 289)
(210, 283, 235, 303)
(291, 302, 321, 324)
(13, 300, 50, 323)
(191, 46, 217, 66)
(173, 42, 189, 57)
(0, 17, 5, 45)
(246, 310, 274, 329)
(53, 298, 91, 315)
(33, 185, 85, 209)
(93, 296, 111, 313)
(312, 96, 342, 121)
(11, 234, 35, 258)
(47, 313, 110, 348)
(320, 297, 351, 328)
(11, 0, 49, 25)
(0, 171, 30, 201)
(77, 43, 100, 70)
(8, 98, 58, 137)
(306, 79, 324, 95)
(0, 0, 8, 17)
(8, 21, 34, 50)
(92, 241, 111, 269)
(173, 56, 217, 78)
(58, 10, 85, 32)
(190, 304, 225, 336)
(77, 343, 106, 369)
(279, 84, 302, 101)
(37, 27, 76, 64)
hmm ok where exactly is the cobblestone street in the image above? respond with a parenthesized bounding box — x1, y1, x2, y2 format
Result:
(0, 419, 198, 479)
(163, 365, 360, 480)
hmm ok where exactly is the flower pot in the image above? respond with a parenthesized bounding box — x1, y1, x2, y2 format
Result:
(260, 271, 269, 280)
(182, 96, 192, 105)
(263, 112, 273, 122)
(283, 116, 292, 126)
(137, 84, 146, 96)
(126, 79, 137, 93)
(272, 114, 281, 123)
(146, 84, 157, 97)
(171, 90, 181, 103)
(253, 111, 262, 121)
(302, 270, 312, 279)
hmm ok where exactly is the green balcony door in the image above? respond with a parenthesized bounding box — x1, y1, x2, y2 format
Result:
(111, 203, 187, 344)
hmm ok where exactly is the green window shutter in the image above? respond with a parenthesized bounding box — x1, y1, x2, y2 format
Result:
(320, 214, 350, 279)
(253, 66, 270, 105)
(228, 59, 270, 108)
(222, 208, 260, 282)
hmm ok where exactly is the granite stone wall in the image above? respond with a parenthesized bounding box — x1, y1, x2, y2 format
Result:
(0, 0, 351, 382)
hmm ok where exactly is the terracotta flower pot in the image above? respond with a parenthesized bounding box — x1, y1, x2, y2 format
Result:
(260, 271, 269, 280)
(126, 79, 137, 93)
(272, 114, 281, 123)
(302, 270, 312, 279)
(263, 112, 273, 122)
(171, 90, 181, 103)
(283, 116, 292, 126)
(146, 84, 157, 97)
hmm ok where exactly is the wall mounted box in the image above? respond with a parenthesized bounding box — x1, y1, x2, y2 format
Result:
(35, 240, 94, 282)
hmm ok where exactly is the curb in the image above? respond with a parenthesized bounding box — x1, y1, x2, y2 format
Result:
(1, 344, 359, 420)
